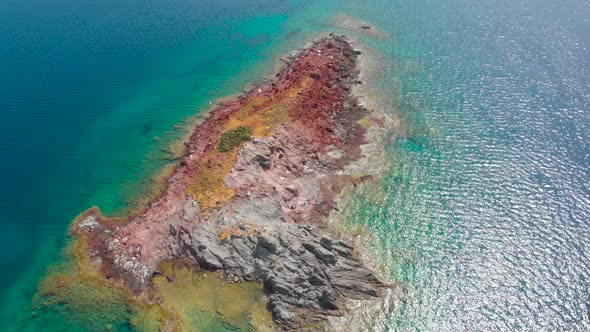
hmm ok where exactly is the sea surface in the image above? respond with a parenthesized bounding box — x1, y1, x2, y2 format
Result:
(0, 0, 589, 331)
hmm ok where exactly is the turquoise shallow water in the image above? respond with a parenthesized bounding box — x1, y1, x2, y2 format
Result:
(341, 0, 590, 330)
(1, 0, 589, 330)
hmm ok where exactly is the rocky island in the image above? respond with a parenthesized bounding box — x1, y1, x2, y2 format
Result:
(72, 34, 390, 330)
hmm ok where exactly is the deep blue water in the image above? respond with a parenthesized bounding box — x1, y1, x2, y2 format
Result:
(1, 0, 589, 330)
(0, 0, 316, 327)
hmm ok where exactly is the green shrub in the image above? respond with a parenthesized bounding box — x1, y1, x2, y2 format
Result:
(217, 126, 252, 152)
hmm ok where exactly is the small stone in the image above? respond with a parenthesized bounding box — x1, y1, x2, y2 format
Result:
(259, 235, 282, 255)
(313, 246, 338, 265)
(320, 236, 334, 250)
(319, 289, 339, 310)
(271, 303, 297, 324)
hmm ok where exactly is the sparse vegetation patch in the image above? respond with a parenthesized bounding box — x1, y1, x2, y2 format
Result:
(218, 126, 252, 152)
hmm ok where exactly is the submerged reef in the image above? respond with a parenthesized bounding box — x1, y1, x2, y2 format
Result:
(68, 34, 390, 330)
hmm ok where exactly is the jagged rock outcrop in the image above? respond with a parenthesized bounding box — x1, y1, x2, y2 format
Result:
(174, 218, 385, 328)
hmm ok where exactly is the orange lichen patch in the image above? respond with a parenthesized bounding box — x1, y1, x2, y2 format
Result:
(226, 98, 293, 137)
(227, 77, 313, 138)
(187, 149, 237, 212)
(286, 76, 314, 98)
(218, 226, 238, 242)
(232, 95, 270, 121)
(218, 223, 258, 241)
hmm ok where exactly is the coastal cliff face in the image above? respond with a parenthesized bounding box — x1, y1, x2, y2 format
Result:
(74, 35, 388, 329)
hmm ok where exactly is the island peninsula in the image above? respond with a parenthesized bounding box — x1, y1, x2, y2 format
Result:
(73, 34, 389, 330)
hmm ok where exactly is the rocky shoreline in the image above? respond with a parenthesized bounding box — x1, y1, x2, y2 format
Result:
(74, 34, 390, 329)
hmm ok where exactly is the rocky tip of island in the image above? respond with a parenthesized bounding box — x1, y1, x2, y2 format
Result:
(73, 34, 392, 330)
